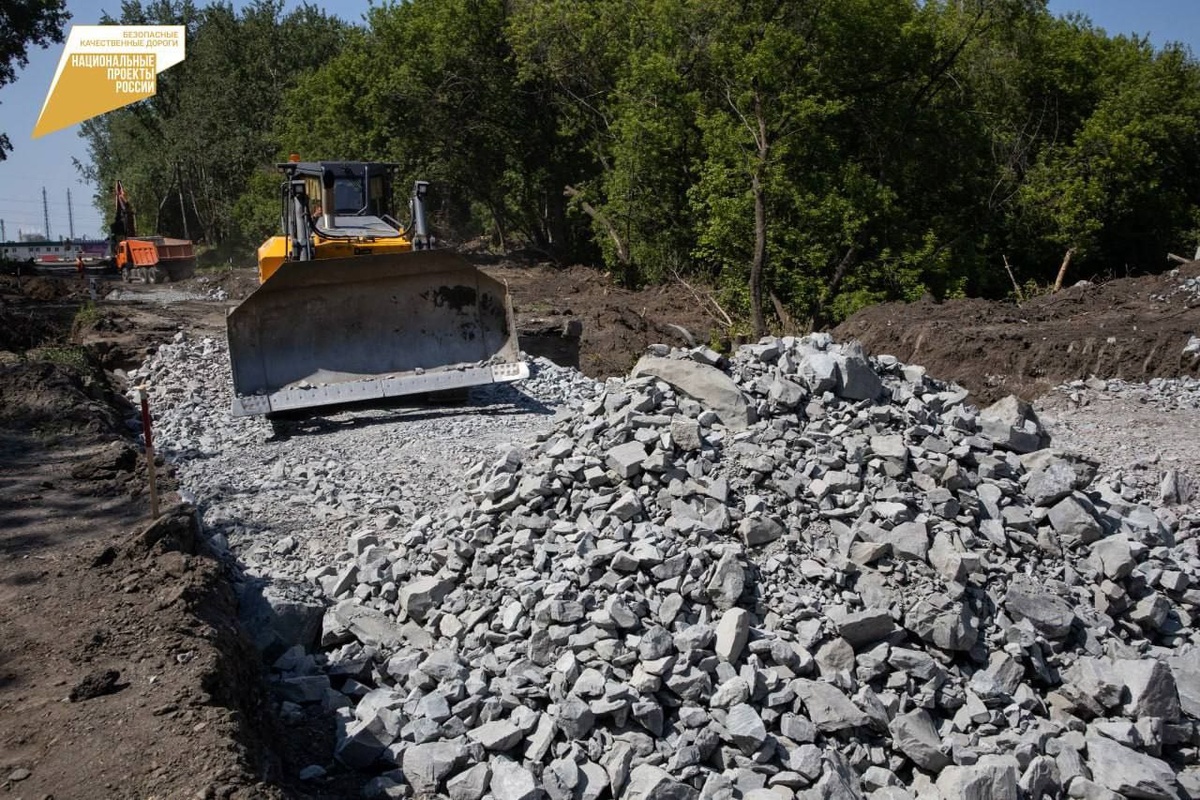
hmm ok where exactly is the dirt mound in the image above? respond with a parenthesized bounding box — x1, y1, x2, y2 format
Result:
(0, 504, 284, 799)
(488, 263, 724, 377)
(0, 276, 81, 351)
(0, 360, 280, 795)
(0, 359, 129, 444)
(835, 262, 1200, 404)
(18, 276, 75, 301)
(0, 306, 62, 351)
(184, 268, 260, 300)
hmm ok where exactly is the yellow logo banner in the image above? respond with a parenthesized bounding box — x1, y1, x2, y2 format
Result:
(33, 25, 186, 138)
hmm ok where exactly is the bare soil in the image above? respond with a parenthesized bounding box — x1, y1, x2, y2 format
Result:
(487, 261, 724, 377)
(834, 261, 1200, 406)
(3, 257, 1199, 796)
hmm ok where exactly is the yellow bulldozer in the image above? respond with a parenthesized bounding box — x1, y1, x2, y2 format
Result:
(226, 159, 527, 417)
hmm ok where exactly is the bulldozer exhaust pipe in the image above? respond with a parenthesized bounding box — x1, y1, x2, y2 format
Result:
(411, 181, 431, 249)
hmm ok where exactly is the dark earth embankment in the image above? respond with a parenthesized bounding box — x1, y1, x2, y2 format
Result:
(835, 261, 1200, 405)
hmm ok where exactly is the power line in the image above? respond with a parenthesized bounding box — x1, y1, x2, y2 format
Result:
(0, 198, 90, 206)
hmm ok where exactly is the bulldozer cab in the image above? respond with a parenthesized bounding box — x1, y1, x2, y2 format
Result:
(290, 162, 393, 218)
(226, 160, 527, 418)
(259, 161, 433, 280)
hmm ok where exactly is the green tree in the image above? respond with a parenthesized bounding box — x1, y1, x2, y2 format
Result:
(1, 0, 70, 159)
(1014, 32, 1200, 276)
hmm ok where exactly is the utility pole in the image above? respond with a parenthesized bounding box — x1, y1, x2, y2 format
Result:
(67, 188, 75, 240)
(42, 187, 51, 240)
(1, 220, 6, 242)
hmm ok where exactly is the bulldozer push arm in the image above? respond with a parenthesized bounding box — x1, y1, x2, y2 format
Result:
(226, 162, 527, 416)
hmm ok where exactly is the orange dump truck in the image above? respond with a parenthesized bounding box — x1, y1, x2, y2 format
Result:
(115, 236, 196, 283)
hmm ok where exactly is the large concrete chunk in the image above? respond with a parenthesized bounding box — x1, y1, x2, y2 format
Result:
(631, 356, 755, 430)
(670, 416, 702, 451)
(1061, 657, 1125, 717)
(467, 720, 524, 751)
(335, 716, 391, 769)
(935, 757, 1019, 800)
(447, 763, 492, 800)
(830, 608, 896, 648)
(740, 516, 784, 547)
(1004, 578, 1075, 639)
(607, 440, 649, 479)
(1086, 735, 1178, 799)
(706, 550, 745, 610)
(1114, 659, 1181, 720)
(799, 352, 840, 394)
(1025, 461, 1078, 506)
(489, 759, 539, 800)
(399, 576, 454, 622)
(239, 581, 325, 658)
(889, 709, 950, 772)
(1047, 495, 1103, 544)
(795, 679, 870, 732)
(979, 395, 1049, 453)
(1167, 653, 1200, 718)
(714, 607, 751, 663)
(1091, 535, 1135, 580)
(330, 600, 406, 650)
(725, 703, 768, 754)
(886, 521, 930, 562)
(402, 741, 467, 795)
(905, 592, 979, 651)
(624, 764, 700, 800)
(833, 341, 883, 400)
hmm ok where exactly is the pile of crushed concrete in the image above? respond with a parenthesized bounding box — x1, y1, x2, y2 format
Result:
(259, 335, 1200, 799)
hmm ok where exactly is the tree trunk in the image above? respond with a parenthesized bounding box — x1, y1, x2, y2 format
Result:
(750, 170, 766, 338)
(542, 186, 569, 263)
(810, 246, 859, 330)
(564, 184, 633, 284)
(1052, 247, 1075, 293)
(749, 90, 769, 339)
(189, 186, 206, 244)
(488, 201, 508, 250)
(156, 190, 171, 235)
(176, 164, 190, 241)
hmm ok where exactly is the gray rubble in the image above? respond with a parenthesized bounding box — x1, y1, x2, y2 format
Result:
(139, 331, 1200, 798)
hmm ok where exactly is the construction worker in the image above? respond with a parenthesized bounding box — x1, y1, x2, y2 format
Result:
(75, 252, 85, 282)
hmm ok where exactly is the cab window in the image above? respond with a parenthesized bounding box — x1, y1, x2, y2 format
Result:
(304, 177, 323, 216)
(333, 177, 365, 214)
(368, 175, 388, 217)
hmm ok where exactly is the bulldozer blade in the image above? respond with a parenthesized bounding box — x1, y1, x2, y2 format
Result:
(226, 250, 528, 416)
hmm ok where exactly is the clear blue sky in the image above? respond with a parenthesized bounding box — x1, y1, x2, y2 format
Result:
(0, 0, 1196, 241)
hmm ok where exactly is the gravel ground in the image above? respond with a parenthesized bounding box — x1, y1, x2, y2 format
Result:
(1035, 376, 1200, 515)
(129, 335, 601, 582)
(134, 334, 1200, 591)
(131, 334, 1200, 797)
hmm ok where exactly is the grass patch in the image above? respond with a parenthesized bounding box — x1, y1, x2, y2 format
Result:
(520, 300, 556, 315)
(73, 301, 103, 330)
(37, 345, 91, 372)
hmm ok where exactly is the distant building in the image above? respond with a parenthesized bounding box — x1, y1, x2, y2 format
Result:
(0, 238, 109, 262)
